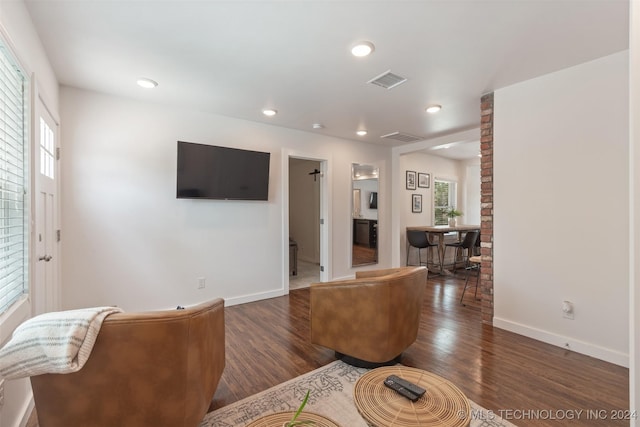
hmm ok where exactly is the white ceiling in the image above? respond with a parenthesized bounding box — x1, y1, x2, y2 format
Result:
(24, 0, 629, 160)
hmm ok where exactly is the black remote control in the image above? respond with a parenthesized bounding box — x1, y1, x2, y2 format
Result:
(383, 378, 419, 402)
(386, 375, 426, 397)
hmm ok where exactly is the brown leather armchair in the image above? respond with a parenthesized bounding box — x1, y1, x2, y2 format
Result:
(30, 298, 225, 427)
(310, 266, 427, 367)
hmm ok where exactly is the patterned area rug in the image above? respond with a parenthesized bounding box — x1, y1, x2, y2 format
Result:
(201, 360, 517, 427)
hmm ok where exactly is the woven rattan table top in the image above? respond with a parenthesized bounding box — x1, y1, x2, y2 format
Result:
(245, 411, 340, 427)
(353, 366, 471, 427)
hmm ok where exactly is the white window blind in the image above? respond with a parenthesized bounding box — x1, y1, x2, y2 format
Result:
(0, 43, 29, 315)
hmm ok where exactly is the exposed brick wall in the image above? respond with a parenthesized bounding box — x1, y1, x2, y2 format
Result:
(480, 93, 494, 324)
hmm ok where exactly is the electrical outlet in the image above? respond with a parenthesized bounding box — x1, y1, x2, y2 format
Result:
(197, 277, 206, 289)
(0, 379, 5, 407)
(562, 300, 574, 320)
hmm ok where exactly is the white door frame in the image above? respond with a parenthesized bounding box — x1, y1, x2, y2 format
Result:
(282, 151, 330, 290)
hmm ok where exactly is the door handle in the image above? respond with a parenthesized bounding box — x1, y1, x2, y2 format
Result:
(38, 255, 52, 262)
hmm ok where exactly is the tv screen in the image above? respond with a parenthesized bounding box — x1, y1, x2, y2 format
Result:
(369, 192, 378, 209)
(177, 141, 270, 200)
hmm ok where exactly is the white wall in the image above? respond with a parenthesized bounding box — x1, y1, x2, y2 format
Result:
(289, 158, 320, 263)
(59, 87, 392, 312)
(0, 1, 59, 426)
(462, 160, 481, 226)
(494, 51, 629, 366)
(0, 1, 58, 105)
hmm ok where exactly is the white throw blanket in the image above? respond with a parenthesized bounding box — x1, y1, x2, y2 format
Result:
(0, 306, 122, 380)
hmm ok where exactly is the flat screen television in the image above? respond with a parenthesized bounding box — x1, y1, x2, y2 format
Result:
(369, 192, 378, 209)
(176, 141, 270, 200)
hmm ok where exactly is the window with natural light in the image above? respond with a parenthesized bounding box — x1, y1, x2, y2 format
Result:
(434, 179, 457, 226)
(0, 42, 29, 315)
(40, 117, 54, 179)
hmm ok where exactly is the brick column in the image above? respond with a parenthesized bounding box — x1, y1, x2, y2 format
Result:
(480, 93, 494, 325)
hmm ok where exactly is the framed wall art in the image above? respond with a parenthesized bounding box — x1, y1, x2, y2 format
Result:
(412, 194, 422, 213)
(406, 170, 416, 190)
(418, 172, 430, 188)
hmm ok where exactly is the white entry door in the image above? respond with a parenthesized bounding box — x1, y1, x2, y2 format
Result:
(33, 99, 59, 315)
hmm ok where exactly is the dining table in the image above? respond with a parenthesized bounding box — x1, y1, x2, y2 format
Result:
(406, 224, 480, 274)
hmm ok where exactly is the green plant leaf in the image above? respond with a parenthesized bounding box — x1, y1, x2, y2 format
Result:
(286, 390, 313, 427)
(446, 207, 463, 217)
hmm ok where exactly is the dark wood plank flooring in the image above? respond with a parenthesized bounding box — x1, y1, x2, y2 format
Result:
(28, 273, 629, 426)
(352, 243, 377, 265)
(212, 273, 629, 426)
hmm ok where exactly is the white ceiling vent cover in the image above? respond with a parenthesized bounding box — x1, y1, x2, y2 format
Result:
(380, 132, 423, 143)
(367, 70, 407, 89)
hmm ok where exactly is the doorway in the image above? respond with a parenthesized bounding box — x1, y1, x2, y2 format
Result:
(288, 158, 322, 289)
(34, 95, 60, 315)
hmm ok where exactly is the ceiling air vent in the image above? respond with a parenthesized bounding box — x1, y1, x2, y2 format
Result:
(367, 70, 407, 89)
(380, 132, 423, 143)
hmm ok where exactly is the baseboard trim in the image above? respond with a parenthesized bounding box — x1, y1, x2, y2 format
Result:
(493, 317, 629, 368)
(224, 289, 286, 307)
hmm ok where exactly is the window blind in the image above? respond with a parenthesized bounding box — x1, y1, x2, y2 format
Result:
(0, 43, 28, 315)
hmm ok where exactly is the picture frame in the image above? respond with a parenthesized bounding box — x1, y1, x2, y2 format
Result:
(418, 172, 430, 188)
(411, 194, 422, 213)
(406, 170, 416, 190)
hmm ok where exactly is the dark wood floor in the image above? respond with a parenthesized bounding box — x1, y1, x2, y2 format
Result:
(211, 272, 629, 426)
(28, 273, 629, 426)
(352, 243, 377, 265)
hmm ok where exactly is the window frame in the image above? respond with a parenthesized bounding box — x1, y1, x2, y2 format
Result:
(433, 178, 458, 226)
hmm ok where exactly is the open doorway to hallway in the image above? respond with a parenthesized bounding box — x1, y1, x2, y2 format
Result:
(288, 158, 321, 289)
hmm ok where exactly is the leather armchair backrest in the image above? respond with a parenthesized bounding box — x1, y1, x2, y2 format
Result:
(30, 298, 225, 427)
(310, 267, 427, 363)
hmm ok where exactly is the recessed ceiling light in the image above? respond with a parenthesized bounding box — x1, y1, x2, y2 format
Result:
(425, 104, 442, 114)
(356, 130, 368, 136)
(136, 78, 158, 89)
(262, 109, 277, 117)
(431, 143, 454, 150)
(312, 123, 324, 129)
(351, 41, 375, 57)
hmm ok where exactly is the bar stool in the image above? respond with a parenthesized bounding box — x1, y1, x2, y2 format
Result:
(406, 230, 441, 269)
(445, 230, 479, 272)
(460, 255, 481, 304)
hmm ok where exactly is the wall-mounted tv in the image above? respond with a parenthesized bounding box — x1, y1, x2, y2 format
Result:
(369, 191, 378, 209)
(176, 141, 270, 200)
